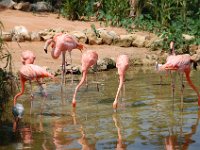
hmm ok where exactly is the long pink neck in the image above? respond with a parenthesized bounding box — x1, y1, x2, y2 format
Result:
(73, 70, 87, 100)
(14, 76, 25, 106)
(115, 74, 125, 101)
(185, 71, 200, 101)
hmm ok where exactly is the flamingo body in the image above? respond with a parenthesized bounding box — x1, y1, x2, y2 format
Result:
(72, 50, 98, 107)
(44, 33, 84, 84)
(160, 54, 200, 106)
(13, 64, 54, 106)
(113, 55, 129, 110)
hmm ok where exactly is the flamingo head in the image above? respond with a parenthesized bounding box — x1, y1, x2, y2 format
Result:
(77, 44, 86, 53)
(12, 103, 24, 119)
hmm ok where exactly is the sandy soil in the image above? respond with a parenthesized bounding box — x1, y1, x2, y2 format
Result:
(0, 9, 150, 73)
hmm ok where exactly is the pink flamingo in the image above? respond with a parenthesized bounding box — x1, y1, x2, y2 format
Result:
(113, 55, 129, 110)
(72, 50, 98, 107)
(160, 54, 200, 107)
(13, 64, 54, 106)
(155, 41, 176, 84)
(20, 50, 46, 97)
(43, 33, 85, 84)
(12, 64, 54, 131)
(21, 50, 36, 65)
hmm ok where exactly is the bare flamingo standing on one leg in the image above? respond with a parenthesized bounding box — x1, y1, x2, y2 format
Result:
(43, 33, 85, 84)
(160, 54, 200, 107)
(72, 50, 98, 107)
(113, 55, 129, 110)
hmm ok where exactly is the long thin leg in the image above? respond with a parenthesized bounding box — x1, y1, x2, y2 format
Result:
(62, 52, 66, 85)
(29, 80, 33, 98)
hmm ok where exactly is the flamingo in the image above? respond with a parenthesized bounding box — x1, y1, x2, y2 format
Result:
(160, 54, 200, 107)
(155, 41, 175, 84)
(113, 55, 129, 110)
(72, 50, 98, 107)
(13, 64, 54, 106)
(12, 64, 54, 131)
(21, 50, 46, 97)
(21, 50, 36, 65)
(43, 33, 85, 84)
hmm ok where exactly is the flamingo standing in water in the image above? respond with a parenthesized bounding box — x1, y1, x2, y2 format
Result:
(160, 54, 200, 107)
(13, 64, 54, 106)
(43, 33, 85, 84)
(113, 55, 129, 110)
(21, 50, 47, 97)
(155, 41, 176, 84)
(72, 50, 98, 107)
(12, 64, 54, 131)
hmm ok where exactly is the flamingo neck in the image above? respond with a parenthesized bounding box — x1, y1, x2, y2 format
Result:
(73, 70, 87, 100)
(115, 74, 125, 101)
(14, 76, 25, 106)
(44, 39, 53, 50)
(185, 71, 200, 98)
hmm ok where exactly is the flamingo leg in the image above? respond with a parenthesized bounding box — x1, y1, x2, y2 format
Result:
(29, 80, 34, 99)
(61, 52, 66, 85)
(37, 79, 47, 97)
(185, 70, 200, 107)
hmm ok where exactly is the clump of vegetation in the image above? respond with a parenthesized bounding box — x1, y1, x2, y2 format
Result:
(58, 0, 199, 52)
(0, 21, 16, 120)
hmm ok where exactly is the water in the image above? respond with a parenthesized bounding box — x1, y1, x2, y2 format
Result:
(1, 67, 200, 150)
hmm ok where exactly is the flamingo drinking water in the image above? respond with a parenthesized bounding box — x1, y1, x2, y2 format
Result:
(43, 33, 85, 84)
(72, 50, 98, 107)
(160, 54, 200, 107)
(113, 54, 129, 110)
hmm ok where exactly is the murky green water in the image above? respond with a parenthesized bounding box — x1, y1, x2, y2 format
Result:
(1, 67, 200, 150)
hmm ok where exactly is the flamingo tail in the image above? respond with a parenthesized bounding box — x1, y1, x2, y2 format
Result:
(14, 76, 25, 106)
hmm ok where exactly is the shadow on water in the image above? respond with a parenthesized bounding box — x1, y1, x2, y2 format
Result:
(1, 67, 200, 149)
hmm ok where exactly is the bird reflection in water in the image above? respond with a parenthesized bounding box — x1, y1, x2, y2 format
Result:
(164, 109, 200, 150)
(72, 107, 95, 150)
(112, 113, 126, 150)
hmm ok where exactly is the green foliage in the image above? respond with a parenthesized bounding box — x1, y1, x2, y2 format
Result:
(0, 21, 15, 115)
(59, 0, 199, 50)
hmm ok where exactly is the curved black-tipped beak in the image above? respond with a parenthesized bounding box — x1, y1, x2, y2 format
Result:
(44, 49, 48, 53)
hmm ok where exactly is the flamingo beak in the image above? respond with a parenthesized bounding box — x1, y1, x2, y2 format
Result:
(44, 48, 48, 53)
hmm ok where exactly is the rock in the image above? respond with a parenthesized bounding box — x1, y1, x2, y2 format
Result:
(2, 32, 12, 41)
(30, 32, 41, 41)
(30, 2, 51, 12)
(11, 25, 31, 41)
(97, 28, 113, 45)
(97, 57, 116, 71)
(84, 29, 102, 45)
(132, 33, 150, 48)
(114, 34, 134, 47)
(13, 2, 30, 11)
(0, 0, 16, 9)
(182, 34, 195, 41)
(71, 31, 87, 43)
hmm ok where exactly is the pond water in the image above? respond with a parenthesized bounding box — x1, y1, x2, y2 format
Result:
(1, 67, 200, 150)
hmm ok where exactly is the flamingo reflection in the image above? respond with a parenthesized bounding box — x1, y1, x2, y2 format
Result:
(112, 113, 126, 150)
(164, 109, 200, 150)
(72, 108, 95, 150)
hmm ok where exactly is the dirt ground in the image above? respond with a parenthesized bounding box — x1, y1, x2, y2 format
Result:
(0, 9, 150, 73)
